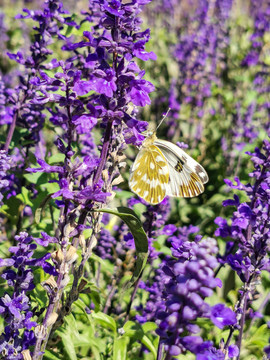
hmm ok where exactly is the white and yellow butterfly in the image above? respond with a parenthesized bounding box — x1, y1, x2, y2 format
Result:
(129, 120, 208, 205)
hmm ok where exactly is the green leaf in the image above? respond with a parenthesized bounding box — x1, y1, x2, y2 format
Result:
(56, 315, 79, 360)
(142, 322, 158, 333)
(115, 190, 134, 199)
(93, 207, 149, 288)
(60, 333, 77, 360)
(122, 321, 143, 340)
(41, 181, 60, 194)
(44, 349, 63, 360)
(62, 15, 79, 37)
(246, 324, 269, 348)
(16, 187, 33, 206)
(91, 311, 117, 334)
(243, 90, 258, 106)
(24, 172, 44, 185)
(121, 321, 157, 356)
(48, 153, 65, 164)
(141, 334, 157, 357)
(83, 228, 93, 239)
(90, 253, 115, 273)
(0, 197, 21, 222)
(113, 336, 129, 360)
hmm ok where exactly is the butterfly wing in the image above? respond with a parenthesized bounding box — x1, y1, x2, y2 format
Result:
(154, 139, 208, 198)
(129, 144, 169, 205)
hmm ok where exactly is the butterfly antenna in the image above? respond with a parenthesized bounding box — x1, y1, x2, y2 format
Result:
(156, 108, 171, 131)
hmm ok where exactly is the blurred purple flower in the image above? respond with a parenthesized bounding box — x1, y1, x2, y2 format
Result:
(210, 304, 237, 329)
(95, 228, 117, 261)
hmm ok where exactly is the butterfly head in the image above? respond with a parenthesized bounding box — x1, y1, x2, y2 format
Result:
(140, 109, 171, 143)
(141, 125, 155, 136)
(141, 130, 157, 147)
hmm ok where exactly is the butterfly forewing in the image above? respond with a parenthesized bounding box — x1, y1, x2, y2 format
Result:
(129, 144, 169, 204)
(154, 139, 208, 198)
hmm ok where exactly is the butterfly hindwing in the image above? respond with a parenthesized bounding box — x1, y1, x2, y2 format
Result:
(154, 139, 208, 198)
(129, 144, 169, 205)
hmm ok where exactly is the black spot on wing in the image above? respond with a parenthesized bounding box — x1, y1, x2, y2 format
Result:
(174, 159, 185, 173)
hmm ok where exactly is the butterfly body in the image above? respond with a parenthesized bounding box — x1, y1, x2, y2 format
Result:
(129, 132, 208, 205)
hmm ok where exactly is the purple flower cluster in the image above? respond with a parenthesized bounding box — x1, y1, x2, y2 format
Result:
(0, 0, 158, 357)
(166, 0, 233, 141)
(221, 102, 259, 176)
(0, 150, 13, 206)
(135, 226, 200, 326)
(0, 232, 55, 359)
(95, 227, 117, 261)
(0, 1, 75, 213)
(4, 0, 73, 136)
(22, 0, 156, 209)
(243, 0, 270, 68)
(136, 225, 238, 358)
(231, 103, 258, 152)
(136, 264, 167, 324)
(143, 197, 171, 259)
(221, 1, 270, 174)
(215, 139, 270, 281)
(250, 1, 270, 136)
(215, 138, 270, 355)
(0, 77, 13, 126)
(156, 236, 237, 358)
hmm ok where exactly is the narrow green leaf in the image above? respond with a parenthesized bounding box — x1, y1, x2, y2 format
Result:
(93, 207, 149, 288)
(61, 333, 77, 360)
(55, 315, 79, 360)
(113, 336, 129, 360)
(141, 334, 157, 357)
(90, 253, 115, 273)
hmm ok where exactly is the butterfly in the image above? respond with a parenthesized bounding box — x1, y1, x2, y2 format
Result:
(129, 131, 209, 205)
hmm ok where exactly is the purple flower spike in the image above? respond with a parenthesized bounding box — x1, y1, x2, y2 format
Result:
(138, 229, 230, 357)
(0, 232, 56, 355)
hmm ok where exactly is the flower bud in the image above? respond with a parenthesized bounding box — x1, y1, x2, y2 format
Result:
(63, 223, 76, 237)
(112, 174, 124, 186)
(35, 325, 47, 339)
(22, 350, 32, 360)
(66, 245, 78, 264)
(41, 276, 58, 293)
(89, 235, 97, 251)
(79, 234, 86, 250)
(51, 249, 64, 264)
